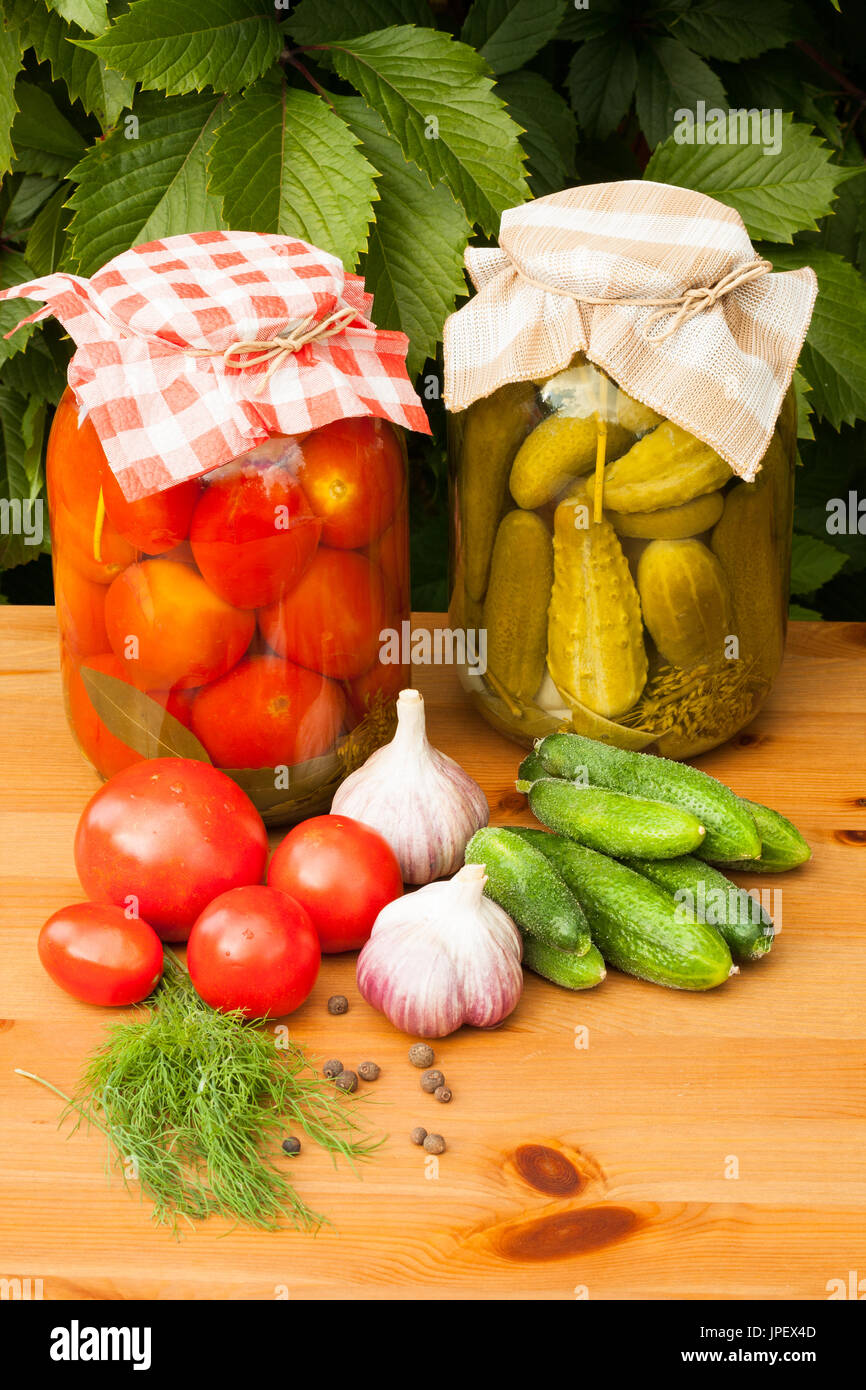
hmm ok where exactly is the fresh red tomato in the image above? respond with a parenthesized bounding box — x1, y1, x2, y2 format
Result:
(100, 465, 199, 555)
(74, 758, 269, 942)
(189, 463, 321, 608)
(258, 548, 390, 680)
(191, 655, 346, 768)
(267, 814, 403, 953)
(187, 885, 320, 1018)
(295, 417, 405, 549)
(38, 902, 164, 1006)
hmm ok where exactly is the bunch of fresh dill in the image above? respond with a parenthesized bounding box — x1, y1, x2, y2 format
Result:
(19, 955, 381, 1232)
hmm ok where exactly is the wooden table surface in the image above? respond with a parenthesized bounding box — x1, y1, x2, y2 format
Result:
(1, 609, 864, 1301)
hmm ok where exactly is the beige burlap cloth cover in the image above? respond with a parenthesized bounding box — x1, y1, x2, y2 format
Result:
(443, 181, 818, 480)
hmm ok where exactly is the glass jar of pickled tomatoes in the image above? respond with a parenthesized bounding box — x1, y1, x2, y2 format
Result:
(48, 390, 410, 822)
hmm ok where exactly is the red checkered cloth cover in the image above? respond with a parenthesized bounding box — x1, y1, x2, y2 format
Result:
(0, 230, 431, 500)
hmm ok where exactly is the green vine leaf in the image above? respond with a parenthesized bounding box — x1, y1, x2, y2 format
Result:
(645, 114, 864, 243)
(771, 245, 866, 431)
(670, 0, 798, 62)
(78, 0, 281, 97)
(334, 94, 471, 375)
(0, 250, 38, 366)
(328, 25, 529, 234)
(3, 0, 134, 131)
(0, 27, 22, 176)
(44, 0, 110, 36)
(567, 32, 637, 140)
(460, 0, 567, 77)
(286, 0, 430, 44)
(635, 36, 727, 151)
(25, 185, 72, 274)
(789, 531, 847, 595)
(496, 70, 576, 196)
(208, 78, 379, 270)
(10, 81, 86, 177)
(792, 368, 814, 442)
(66, 92, 227, 275)
(79, 666, 213, 763)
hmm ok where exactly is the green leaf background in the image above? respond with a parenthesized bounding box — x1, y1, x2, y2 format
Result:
(0, 0, 864, 620)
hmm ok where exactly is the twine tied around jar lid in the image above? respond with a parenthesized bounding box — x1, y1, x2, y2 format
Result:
(186, 301, 358, 395)
(509, 257, 774, 342)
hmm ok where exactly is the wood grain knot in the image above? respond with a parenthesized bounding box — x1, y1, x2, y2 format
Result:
(0, 1019, 14, 1033)
(513, 1143, 585, 1197)
(498, 790, 527, 814)
(493, 1205, 639, 1263)
(736, 733, 760, 748)
(835, 829, 866, 846)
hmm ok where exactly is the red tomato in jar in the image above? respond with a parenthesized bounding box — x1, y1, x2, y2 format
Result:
(187, 885, 320, 1018)
(100, 464, 199, 555)
(258, 548, 390, 680)
(267, 815, 403, 953)
(104, 559, 255, 690)
(74, 758, 269, 942)
(54, 554, 109, 658)
(295, 417, 404, 549)
(38, 902, 164, 1006)
(189, 464, 321, 608)
(190, 655, 346, 768)
(47, 390, 136, 583)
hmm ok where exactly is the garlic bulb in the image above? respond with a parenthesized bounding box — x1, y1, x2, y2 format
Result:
(357, 863, 523, 1037)
(331, 689, 488, 883)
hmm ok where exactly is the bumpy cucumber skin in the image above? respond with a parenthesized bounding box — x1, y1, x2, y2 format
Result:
(465, 827, 591, 955)
(483, 510, 553, 703)
(522, 937, 607, 991)
(528, 777, 706, 859)
(537, 733, 761, 863)
(510, 828, 734, 991)
(725, 799, 812, 872)
(623, 855, 773, 962)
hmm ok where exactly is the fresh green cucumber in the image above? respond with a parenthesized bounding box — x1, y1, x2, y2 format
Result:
(528, 777, 706, 859)
(623, 854, 773, 962)
(536, 732, 761, 863)
(725, 799, 811, 872)
(516, 747, 548, 790)
(465, 827, 591, 955)
(510, 827, 735, 991)
(522, 937, 607, 991)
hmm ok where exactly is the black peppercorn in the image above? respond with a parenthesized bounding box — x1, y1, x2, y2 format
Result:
(322, 1058, 343, 1078)
(423, 1134, 446, 1155)
(410, 1126, 427, 1146)
(335, 1069, 358, 1093)
(421, 1068, 445, 1093)
(357, 1061, 380, 1082)
(327, 995, 349, 1015)
(434, 1085, 452, 1103)
(281, 1136, 301, 1156)
(409, 1043, 435, 1068)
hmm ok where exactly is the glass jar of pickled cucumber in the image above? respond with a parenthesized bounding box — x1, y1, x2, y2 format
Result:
(48, 388, 410, 821)
(449, 355, 796, 759)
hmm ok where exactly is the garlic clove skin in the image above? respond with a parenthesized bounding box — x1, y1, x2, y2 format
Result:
(356, 863, 523, 1038)
(332, 689, 489, 884)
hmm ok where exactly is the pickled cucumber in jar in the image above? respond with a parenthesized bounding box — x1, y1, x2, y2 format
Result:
(448, 357, 795, 757)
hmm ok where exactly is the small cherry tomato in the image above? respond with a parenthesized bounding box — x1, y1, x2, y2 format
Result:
(295, 417, 405, 549)
(187, 885, 320, 1018)
(38, 902, 164, 1006)
(74, 758, 269, 942)
(267, 814, 403, 953)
